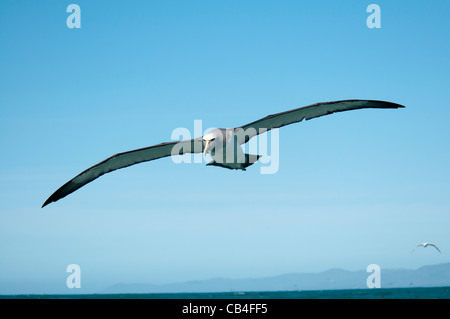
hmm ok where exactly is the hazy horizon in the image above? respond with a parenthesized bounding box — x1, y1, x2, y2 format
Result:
(2, 261, 449, 295)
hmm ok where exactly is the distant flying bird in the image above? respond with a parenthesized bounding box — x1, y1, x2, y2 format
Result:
(411, 243, 442, 254)
(42, 99, 404, 207)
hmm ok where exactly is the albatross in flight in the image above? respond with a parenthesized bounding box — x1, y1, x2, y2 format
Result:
(411, 243, 442, 254)
(42, 99, 404, 207)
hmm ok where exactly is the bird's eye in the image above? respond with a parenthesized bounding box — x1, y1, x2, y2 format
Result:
(210, 138, 215, 141)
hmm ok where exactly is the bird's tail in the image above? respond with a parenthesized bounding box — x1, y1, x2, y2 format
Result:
(206, 154, 262, 170)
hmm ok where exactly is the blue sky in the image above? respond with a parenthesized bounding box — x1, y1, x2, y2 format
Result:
(1, 0, 449, 294)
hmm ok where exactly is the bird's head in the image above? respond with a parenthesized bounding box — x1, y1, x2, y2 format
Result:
(203, 129, 224, 156)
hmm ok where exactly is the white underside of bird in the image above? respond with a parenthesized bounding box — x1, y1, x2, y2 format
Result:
(202, 128, 261, 171)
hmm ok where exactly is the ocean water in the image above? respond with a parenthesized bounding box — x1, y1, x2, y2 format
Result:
(2, 286, 449, 299)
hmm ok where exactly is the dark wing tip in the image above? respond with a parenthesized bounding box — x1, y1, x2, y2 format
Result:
(41, 199, 52, 208)
(41, 192, 60, 208)
(340, 99, 406, 109)
(41, 179, 80, 208)
(375, 100, 406, 109)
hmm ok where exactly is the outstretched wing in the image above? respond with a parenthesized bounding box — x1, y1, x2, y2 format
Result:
(235, 100, 405, 144)
(429, 244, 442, 253)
(410, 244, 422, 254)
(42, 138, 204, 207)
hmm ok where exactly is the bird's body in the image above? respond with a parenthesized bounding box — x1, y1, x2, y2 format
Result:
(203, 128, 261, 171)
(42, 99, 405, 207)
(411, 242, 442, 254)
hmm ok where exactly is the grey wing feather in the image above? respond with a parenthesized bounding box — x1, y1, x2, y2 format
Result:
(42, 137, 204, 207)
(411, 244, 422, 254)
(429, 244, 442, 253)
(235, 100, 405, 144)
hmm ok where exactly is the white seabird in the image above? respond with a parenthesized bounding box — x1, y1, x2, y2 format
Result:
(411, 243, 442, 254)
(42, 99, 404, 207)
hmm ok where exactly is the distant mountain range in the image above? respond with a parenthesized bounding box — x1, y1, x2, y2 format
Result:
(102, 262, 450, 294)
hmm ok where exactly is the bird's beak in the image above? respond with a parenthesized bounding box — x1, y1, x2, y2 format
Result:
(204, 140, 210, 156)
